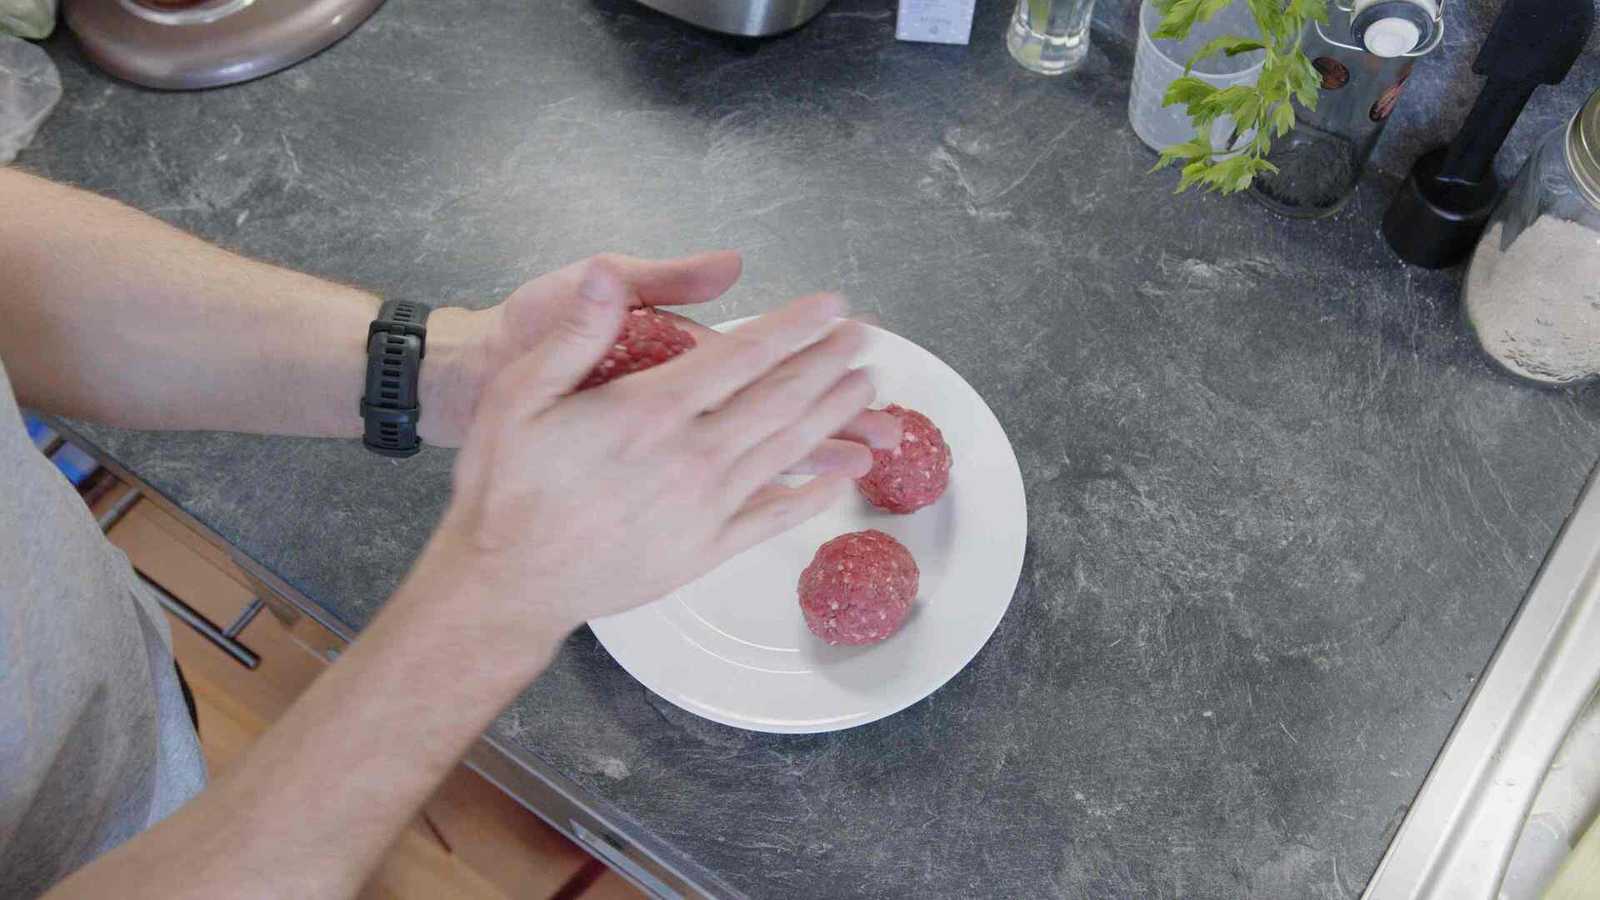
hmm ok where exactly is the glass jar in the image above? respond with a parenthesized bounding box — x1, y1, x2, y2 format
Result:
(1463, 88, 1600, 385)
(1006, 0, 1096, 75)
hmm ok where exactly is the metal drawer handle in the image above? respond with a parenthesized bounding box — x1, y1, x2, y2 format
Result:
(571, 821, 682, 900)
(137, 573, 262, 670)
(95, 486, 263, 670)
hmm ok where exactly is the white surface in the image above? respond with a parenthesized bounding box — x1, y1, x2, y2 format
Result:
(896, 0, 976, 44)
(1128, 0, 1264, 154)
(1499, 696, 1600, 899)
(590, 321, 1027, 734)
(1363, 18, 1420, 57)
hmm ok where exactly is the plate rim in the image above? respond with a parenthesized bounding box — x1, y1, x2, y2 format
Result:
(589, 319, 1028, 733)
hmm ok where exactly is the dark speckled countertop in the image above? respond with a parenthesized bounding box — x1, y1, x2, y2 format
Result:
(21, 0, 1600, 896)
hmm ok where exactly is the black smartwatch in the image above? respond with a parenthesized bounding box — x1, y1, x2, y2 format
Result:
(360, 300, 431, 457)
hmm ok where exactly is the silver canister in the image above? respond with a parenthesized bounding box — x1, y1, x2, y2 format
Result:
(1249, 0, 1444, 218)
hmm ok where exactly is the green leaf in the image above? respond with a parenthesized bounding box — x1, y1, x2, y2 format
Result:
(1155, 0, 1235, 37)
(1191, 84, 1257, 125)
(1177, 158, 1210, 192)
(1293, 72, 1319, 107)
(1293, 54, 1322, 109)
(1246, 0, 1284, 38)
(1272, 101, 1296, 136)
(1162, 75, 1217, 109)
(1151, 139, 1208, 172)
(1153, 0, 1207, 38)
(1203, 154, 1254, 193)
(1287, 0, 1328, 23)
(1231, 92, 1262, 128)
(1195, 0, 1236, 25)
(1183, 34, 1266, 74)
(1149, 0, 1332, 196)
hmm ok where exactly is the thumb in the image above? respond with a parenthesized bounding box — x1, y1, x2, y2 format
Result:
(482, 261, 629, 417)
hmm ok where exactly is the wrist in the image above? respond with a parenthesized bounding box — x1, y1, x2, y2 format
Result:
(415, 307, 489, 448)
(389, 539, 570, 686)
(412, 516, 575, 643)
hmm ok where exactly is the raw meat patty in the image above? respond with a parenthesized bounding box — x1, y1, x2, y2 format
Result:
(856, 404, 952, 514)
(798, 530, 920, 646)
(577, 308, 696, 390)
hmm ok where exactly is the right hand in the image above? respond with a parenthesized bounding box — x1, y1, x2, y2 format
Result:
(416, 260, 876, 643)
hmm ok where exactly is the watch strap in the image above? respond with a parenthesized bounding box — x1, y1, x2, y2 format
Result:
(368, 299, 430, 354)
(361, 301, 431, 457)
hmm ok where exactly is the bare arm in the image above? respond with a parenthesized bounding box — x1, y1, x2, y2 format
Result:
(0, 167, 897, 455)
(5, 168, 900, 896)
(48, 559, 564, 899)
(0, 167, 379, 439)
(46, 272, 877, 900)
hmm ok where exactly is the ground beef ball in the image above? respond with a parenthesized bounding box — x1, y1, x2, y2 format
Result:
(577, 308, 696, 391)
(798, 530, 920, 646)
(855, 404, 952, 514)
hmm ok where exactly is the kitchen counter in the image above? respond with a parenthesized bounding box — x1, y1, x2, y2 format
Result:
(23, 0, 1600, 896)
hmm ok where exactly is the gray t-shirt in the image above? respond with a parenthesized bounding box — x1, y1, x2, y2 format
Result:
(0, 357, 206, 897)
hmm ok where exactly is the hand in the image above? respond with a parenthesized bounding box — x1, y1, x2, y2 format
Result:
(418, 252, 898, 472)
(416, 262, 876, 645)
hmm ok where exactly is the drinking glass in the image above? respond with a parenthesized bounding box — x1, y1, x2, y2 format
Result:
(1007, 0, 1096, 75)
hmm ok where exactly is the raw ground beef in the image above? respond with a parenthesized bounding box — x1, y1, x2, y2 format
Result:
(856, 404, 951, 514)
(577, 308, 696, 391)
(797, 530, 920, 646)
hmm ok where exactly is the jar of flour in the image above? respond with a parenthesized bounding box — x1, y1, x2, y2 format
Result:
(1464, 88, 1600, 385)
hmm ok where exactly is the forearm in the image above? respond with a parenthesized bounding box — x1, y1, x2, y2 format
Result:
(0, 168, 473, 439)
(47, 545, 562, 900)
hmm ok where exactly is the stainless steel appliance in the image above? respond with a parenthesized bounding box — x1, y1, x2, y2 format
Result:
(633, 0, 832, 36)
(64, 0, 386, 91)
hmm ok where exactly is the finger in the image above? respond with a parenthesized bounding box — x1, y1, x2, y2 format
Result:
(476, 260, 628, 426)
(836, 408, 901, 450)
(699, 321, 869, 458)
(658, 310, 717, 340)
(784, 439, 873, 477)
(640, 292, 846, 417)
(716, 474, 855, 559)
(723, 368, 876, 502)
(597, 250, 742, 307)
(662, 312, 889, 381)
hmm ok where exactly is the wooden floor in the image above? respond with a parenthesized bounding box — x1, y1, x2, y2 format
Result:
(93, 480, 643, 900)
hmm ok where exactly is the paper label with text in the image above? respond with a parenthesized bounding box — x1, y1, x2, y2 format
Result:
(896, 0, 977, 44)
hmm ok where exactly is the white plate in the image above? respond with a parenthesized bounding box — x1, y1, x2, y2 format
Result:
(588, 320, 1028, 733)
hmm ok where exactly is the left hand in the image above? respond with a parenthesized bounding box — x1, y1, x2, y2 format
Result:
(418, 251, 900, 470)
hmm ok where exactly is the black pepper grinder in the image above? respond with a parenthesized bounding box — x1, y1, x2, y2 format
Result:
(1380, 0, 1595, 269)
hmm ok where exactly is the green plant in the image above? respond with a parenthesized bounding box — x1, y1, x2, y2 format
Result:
(1149, 0, 1328, 193)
